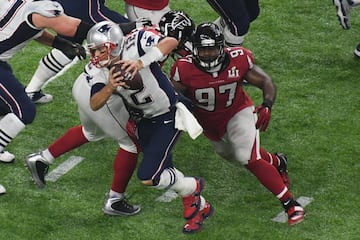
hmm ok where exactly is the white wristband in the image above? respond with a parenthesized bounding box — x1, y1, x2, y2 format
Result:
(139, 47, 164, 68)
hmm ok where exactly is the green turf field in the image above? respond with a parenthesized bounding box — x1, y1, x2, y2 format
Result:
(1, 0, 360, 239)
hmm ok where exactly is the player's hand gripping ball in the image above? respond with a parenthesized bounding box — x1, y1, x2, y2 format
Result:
(113, 63, 144, 90)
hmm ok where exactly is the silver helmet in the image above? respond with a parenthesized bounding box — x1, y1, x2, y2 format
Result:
(86, 21, 124, 68)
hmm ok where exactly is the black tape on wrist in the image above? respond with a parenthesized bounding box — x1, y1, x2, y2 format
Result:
(262, 99, 273, 109)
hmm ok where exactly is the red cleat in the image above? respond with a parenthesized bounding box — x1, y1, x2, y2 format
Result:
(287, 204, 305, 226)
(182, 177, 204, 219)
(183, 201, 214, 234)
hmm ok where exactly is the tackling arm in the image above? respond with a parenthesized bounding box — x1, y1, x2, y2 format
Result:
(245, 64, 276, 131)
(245, 64, 276, 104)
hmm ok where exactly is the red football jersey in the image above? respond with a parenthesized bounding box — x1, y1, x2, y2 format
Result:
(124, 0, 169, 10)
(171, 47, 254, 141)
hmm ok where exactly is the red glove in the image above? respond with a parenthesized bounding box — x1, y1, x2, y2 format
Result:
(253, 99, 273, 131)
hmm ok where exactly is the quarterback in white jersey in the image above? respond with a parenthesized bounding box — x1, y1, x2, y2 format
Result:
(87, 21, 213, 234)
(25, 61, 141, 215)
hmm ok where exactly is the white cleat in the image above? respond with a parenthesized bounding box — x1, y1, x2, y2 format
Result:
(0, 151, 15, 163)
(0, 184, 6, 195)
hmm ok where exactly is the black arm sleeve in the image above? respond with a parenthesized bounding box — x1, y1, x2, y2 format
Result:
(72, 20, 93, 44)
(118, 22, 136, 35)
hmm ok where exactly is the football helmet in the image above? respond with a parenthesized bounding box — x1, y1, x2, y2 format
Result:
(192, 22, 225, 70)
(86, 21, 124, 68)
(158, 10, 195, 52)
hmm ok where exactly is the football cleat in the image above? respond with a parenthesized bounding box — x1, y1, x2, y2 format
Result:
(0, 151, 15, 163)
(182, 177, 204, 220)
(333, 0, 352, 29)
(27, 90, 53, 104)
(283, 198, 305, 226)
(276, 153, 290, 189)
(102, 194, 141, 216)
(0, 183, 6, 195)
(25, 152, 49, 188)
(183, 200, 214, 234)
(287, 204, 305, 226)
(354, 43, 360, 58)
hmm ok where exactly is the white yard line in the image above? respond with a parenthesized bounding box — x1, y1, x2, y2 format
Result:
(272, 196, 314, 223)
(45, 156, 84, 182)
(155, 189, 178, 202)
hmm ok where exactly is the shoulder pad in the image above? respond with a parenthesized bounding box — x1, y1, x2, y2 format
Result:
(85, 63, 105, 77)
(28, 0, 64, 18)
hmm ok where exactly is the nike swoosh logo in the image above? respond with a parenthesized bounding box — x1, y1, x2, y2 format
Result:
(164, 120, 173, 124)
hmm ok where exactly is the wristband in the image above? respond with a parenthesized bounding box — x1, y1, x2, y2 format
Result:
(262, 99, 273, 109)
(139, 47, 164, 68)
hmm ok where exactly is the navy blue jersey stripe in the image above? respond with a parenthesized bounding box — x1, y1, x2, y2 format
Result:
(149, 63, 178, 108)
(0, 0, 25, 28)
(0, 22, 40, 54)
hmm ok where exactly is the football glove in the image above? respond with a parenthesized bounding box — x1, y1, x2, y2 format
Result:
(52, 36, 86, 60)
(254, 99, 273, 132)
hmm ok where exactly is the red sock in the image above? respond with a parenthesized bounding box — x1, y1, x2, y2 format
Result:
(260, 148, 280, 168)
(246, 159, 293, 201)
(111, 148, 138, 193)
(48, 125, 89, 158)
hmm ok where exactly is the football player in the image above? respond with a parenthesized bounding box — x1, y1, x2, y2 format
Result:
(87, 20, 213, 234)
(25, 10, 197, 217)
(170, 22, 306, 226)
(25, 74, 141, 216)
(0, 1, 89, 163)
(208, 0, 260, 46)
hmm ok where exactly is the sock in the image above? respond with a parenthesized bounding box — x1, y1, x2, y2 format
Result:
(47, 125, 89, 163)
(111, 148, 138, 193)
(171, 176, 197, 197)
(246, 159, 293, 202)
(109, 189, 125, 199)
(0, 113, 25, 152)
(26, 49, 72, 93)
(259, 148, 280, 168)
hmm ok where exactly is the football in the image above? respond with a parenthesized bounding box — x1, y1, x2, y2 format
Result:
(113, 63, 144, 90)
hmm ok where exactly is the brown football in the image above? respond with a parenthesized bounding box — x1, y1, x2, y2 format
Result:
(113, 63, 144, 90)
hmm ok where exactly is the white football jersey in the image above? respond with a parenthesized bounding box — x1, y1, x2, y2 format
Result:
(0, 0, 64, 61)
(117, 28, 178, 118)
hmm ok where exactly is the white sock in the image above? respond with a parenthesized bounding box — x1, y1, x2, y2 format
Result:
(0, 113, 25, 152)
(41, 149, 55, 164)
(26, 49, 72, 93)
(109, 190, 125, 199)
(171, 176, 197, 197)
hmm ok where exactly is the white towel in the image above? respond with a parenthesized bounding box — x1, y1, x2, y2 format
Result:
(175, 102, 203, 140)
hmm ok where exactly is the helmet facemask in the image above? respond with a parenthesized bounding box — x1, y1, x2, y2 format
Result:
(88, 42, 118, 68)
(192, 23, 226, 71)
